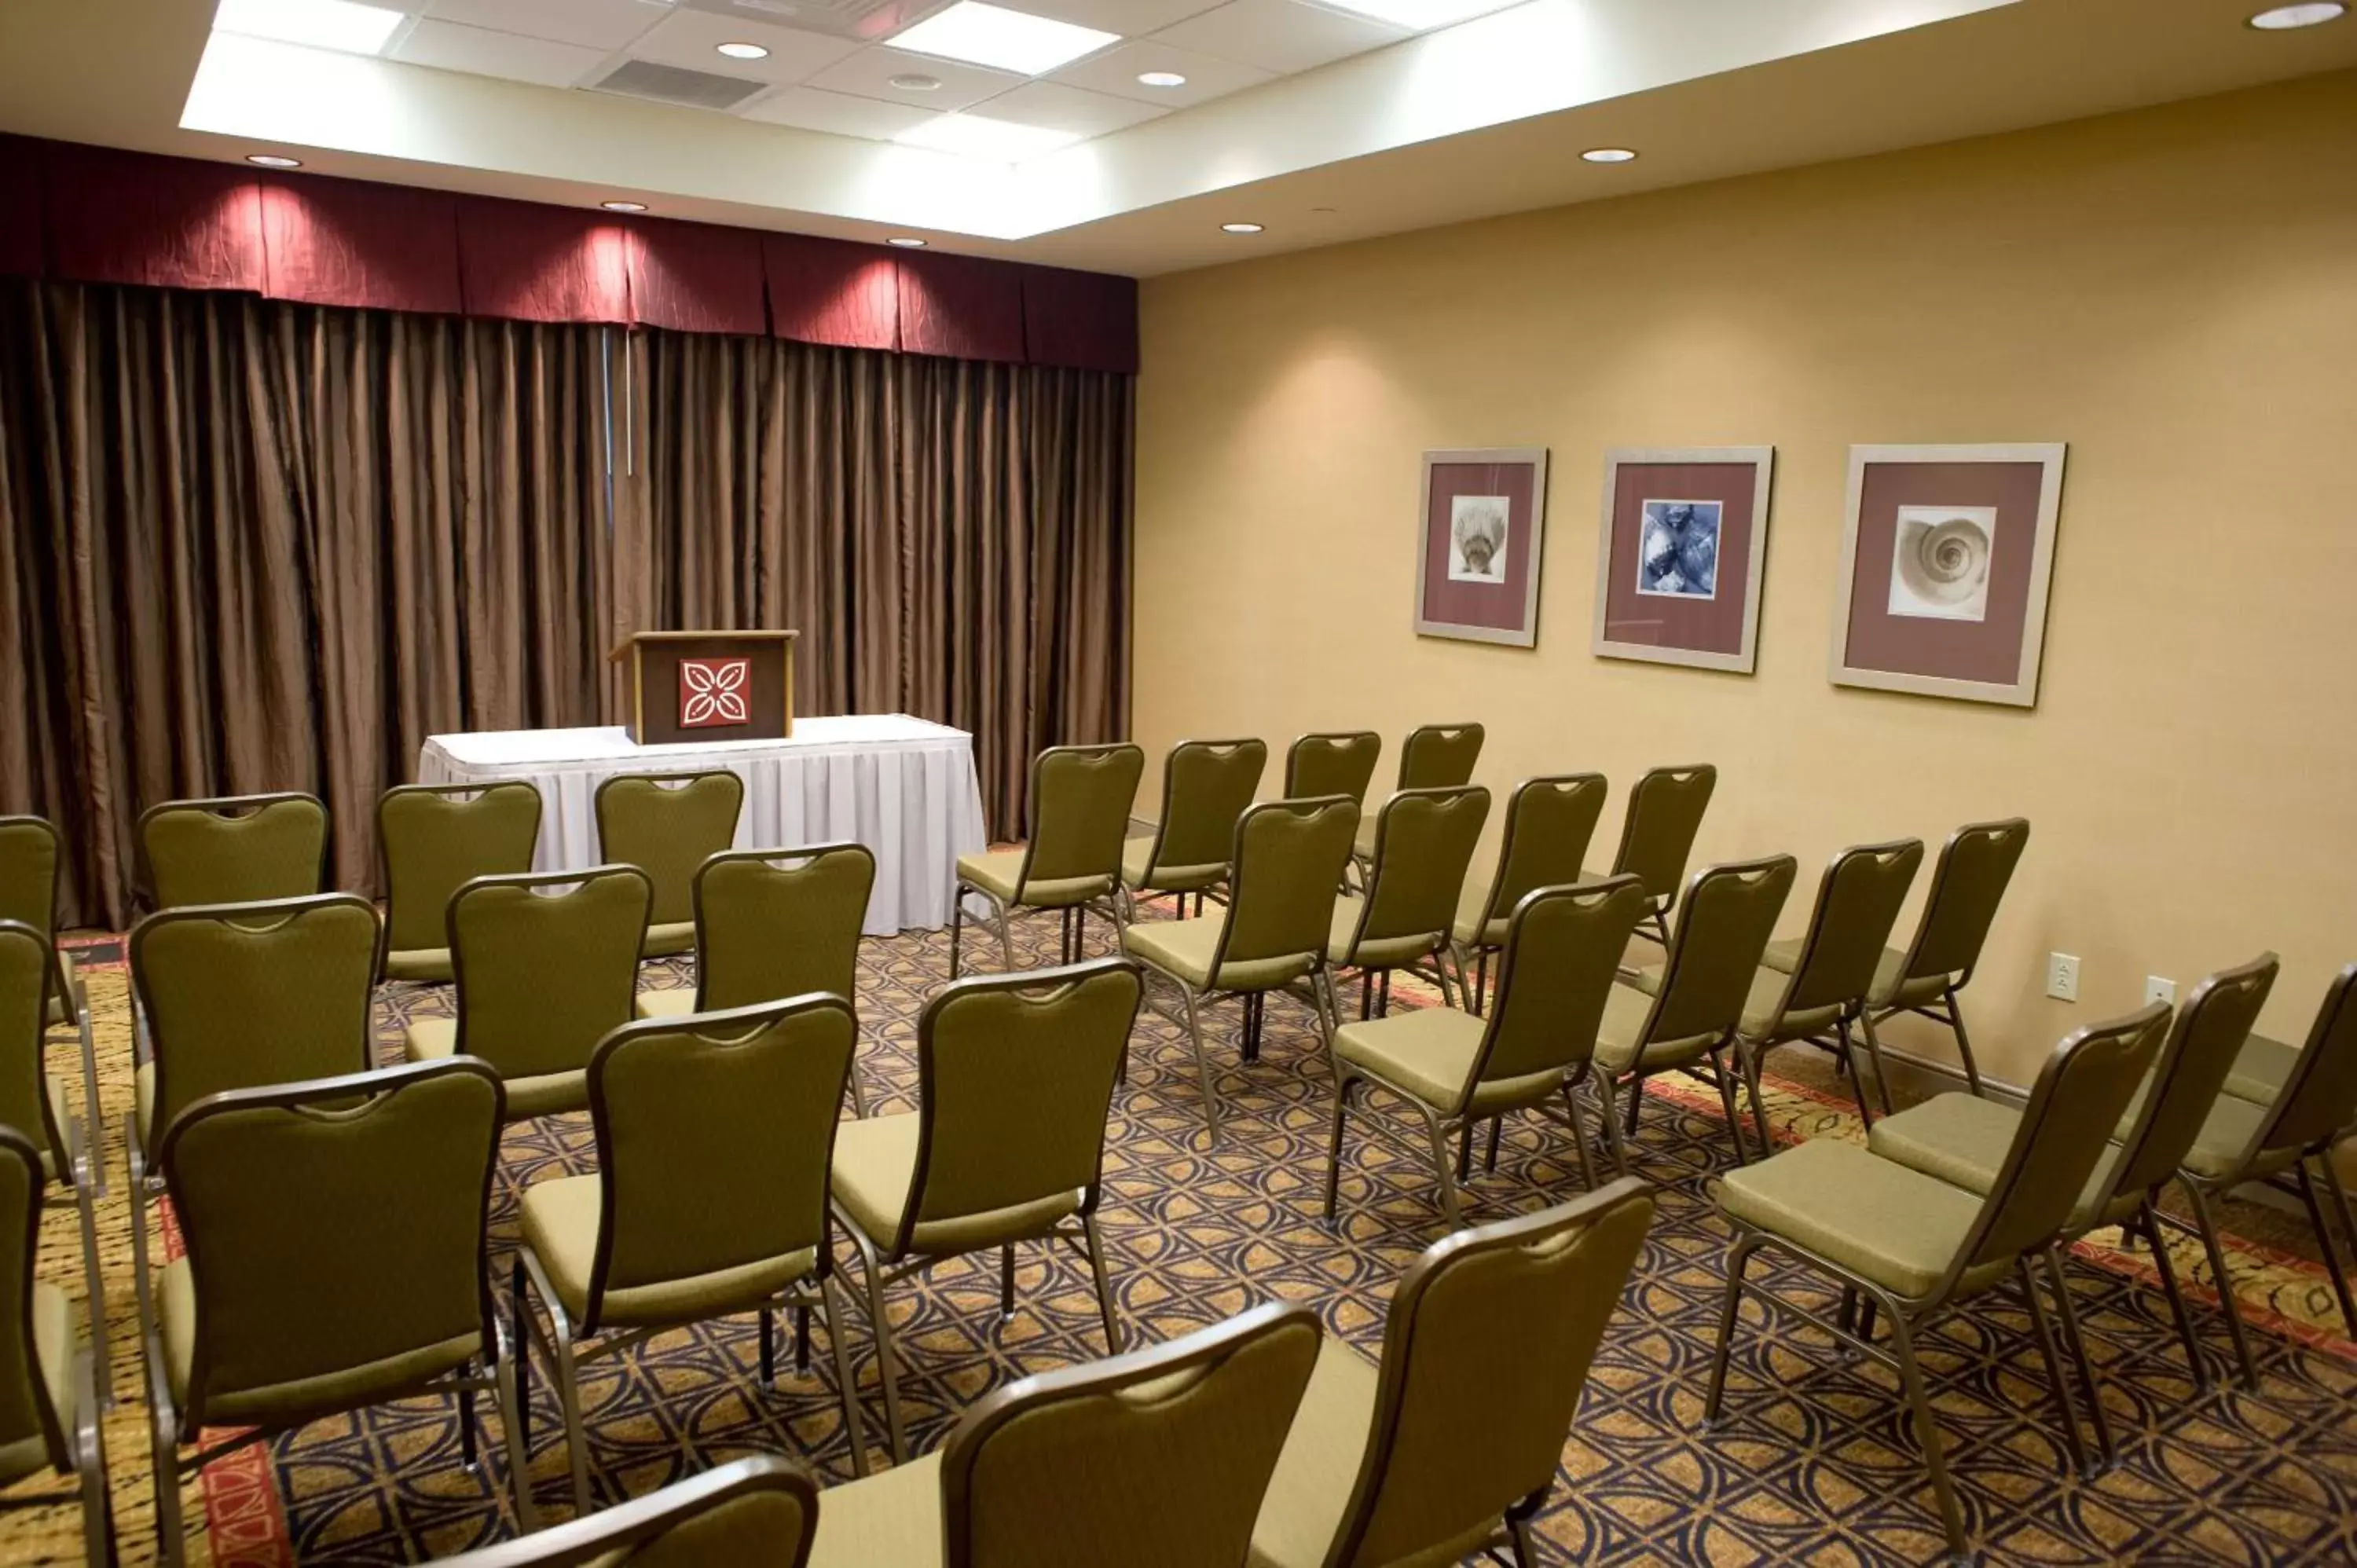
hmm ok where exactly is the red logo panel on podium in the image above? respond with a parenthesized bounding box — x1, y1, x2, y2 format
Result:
(678, 657, 752, 729)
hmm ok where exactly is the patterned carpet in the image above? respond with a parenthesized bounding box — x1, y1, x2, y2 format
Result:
(5, 909, 2356, 1566)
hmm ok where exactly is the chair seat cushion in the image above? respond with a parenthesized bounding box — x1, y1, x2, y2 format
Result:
(807, 1451, 944, 1568)
(381, 947, 453, 984)
(1868, 1094, 2134, 1235)
(1122, 837, 1226, 895)
(1450, 878, 1504, 950)
(1717, 1137, 1986, 1300)
(1628, 963, 1834, 1043)
(2221, 1033, 2297, 1108)
(2178, 1093, 2300, 1182)
(641, 921, 697, 959)
(830, 1113, 1080, 1258)
(1592, 984, 1721, 1075)
(1124, 918, 1311, 995)
(519, 1174, 816, 1329)
(958, 849, 1106, 909)
(404, 1018, 585, 1119)
(636, 987, 696, 1020)
(1326, 897, 1442, 970)
(1761, 939, 1947, 1011)
(0, 1281, 72, 1484)
(135, 1060, 155, 1148)
(1248, 1335, 1380, 1568)
(1334, 1008, 1486, 1112)
(1352, 816, 1381, 860)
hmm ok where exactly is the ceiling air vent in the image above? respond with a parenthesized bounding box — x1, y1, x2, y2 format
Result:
(591, 59, 769, 112)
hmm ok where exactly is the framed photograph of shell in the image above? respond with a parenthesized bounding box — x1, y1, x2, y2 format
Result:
(1592, 446, 1775, 672)
(1414, 447, 1549, 647)
(1831, 443, 2066, 707)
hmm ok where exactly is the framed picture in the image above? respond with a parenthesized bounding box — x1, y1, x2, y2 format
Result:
(1592, 446, 1775, 673)
(1414, 448, 1548, 647)
(1830, 443, 2067, 708)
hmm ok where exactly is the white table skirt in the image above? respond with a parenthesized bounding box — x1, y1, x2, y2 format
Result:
(416, 715, 989, 936)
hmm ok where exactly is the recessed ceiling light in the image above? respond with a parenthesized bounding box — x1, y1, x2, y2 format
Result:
(1315, 0, 1515, 27)
(895, 113, 1085, 161)
(601, 200, 649, 212)
(2248, 2, 2345, 26)
(1582, 147, 1637, 163)
(886, 236, 929, 248)
(889, 73, 944, 90)
(889, 2, 1120, 76)
(1221, 222, 1263, 235)
(716, 41, 771, 60)
(212, 0, 405, 55)
(245, 154, 302, 169)
(1136, 70, 1186, 87)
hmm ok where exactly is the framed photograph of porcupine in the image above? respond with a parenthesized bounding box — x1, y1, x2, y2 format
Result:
(1831, 443, 2068, 707)
(1593, 446, 1776, 673)
(1414, 447, 1549, 647)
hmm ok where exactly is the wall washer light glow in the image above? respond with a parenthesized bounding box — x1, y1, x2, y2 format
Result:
(886, 236, 929, 247)
(888, 2, 1120, 75)
(717, 42, 772, 60)
(1221, 222, 1264, 234)
(2248, 3, 2345, 26)
(212, 0, 405, 55)
(1581, 147, 1637, 163)
(895, 113, 1084, 159)
(602, 200, 649, 212)
(1137, 71, 1187, 86)
(245, 153, 303, 168)
(889, 73, 944, 90)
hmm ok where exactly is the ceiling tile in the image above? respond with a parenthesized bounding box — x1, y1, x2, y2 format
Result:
(1150, 0, 1406, 74)
(1007, 0, 1226, 37)
(977, 79, 1168, 134)
(738, 85, 939, 140)
(423, 0, 669, 52)
(1047, 37, 1271, 107)
(804, 46, 1025, 112)
(627, 8, 865, 85)
(394, 19, 609, 86)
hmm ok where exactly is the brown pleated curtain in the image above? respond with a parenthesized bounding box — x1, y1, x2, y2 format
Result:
(0, 278, 1132, 926)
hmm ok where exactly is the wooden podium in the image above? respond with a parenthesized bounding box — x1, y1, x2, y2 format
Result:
(608, 630, 796, 746)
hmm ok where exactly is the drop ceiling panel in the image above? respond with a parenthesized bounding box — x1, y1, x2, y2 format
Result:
(421, 0, 667, 51)
(804, 46, 1026, 111)
(393, 18, 607, 86)
(678, 0, 946, 46)
(1047, 38, 1274, 106)
(1012, 0, 1231, 38)
(627, 8, 864, 85)
(981, 79, 1171, 133)
(1152, 0, 1406, 74)
(739, 83, 938, 137)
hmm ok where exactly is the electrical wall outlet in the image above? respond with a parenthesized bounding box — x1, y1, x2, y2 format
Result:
(2146, 975, 2178, 1007)
(2047, 952, 2080, 1002)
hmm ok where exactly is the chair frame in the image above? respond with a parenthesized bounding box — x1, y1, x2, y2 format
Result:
(0, 1126, 114, 1568)
(1445, 775, 1607, 1017)
(426, 1454, 819, 1568)
(1331, 784, 1489, 1021)
(1122, 737, 1267, 918)
(373, 780, 544, 981)
(1855, 817, 2030, 1104)
(950, 744, 1142, 979)
(0, 817, 106, 1200)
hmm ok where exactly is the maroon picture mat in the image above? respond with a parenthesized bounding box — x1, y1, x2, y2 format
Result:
(1422, 461, 1538, 633)
(1845, 461, 2046, 686)
(1601, 463, 1760, 656)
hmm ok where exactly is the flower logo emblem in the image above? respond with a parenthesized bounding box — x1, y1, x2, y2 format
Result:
(678, 657, 752, 728)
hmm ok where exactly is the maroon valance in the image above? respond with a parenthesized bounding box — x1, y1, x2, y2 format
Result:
(2, 136, 1137, 373)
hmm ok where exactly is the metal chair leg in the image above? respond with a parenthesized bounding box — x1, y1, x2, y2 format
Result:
(2139, 1199, 2208, 1393)
(1944, 987, 1987, 1097)
(994, 897, 1016, 976)
(1740, 1042, 1773, 1161)
(1178, 985, 1222, 1142)
(1594, 1075, 1632, 1177)
(760, 1306, 776, 1382)
(71, 989, 106, 1197)
(71, 1349, 114, 1568)
(2042, 1247, 2113, 1473)
(2179, 1179, 2260, 1390)
(490, 1314, 538, 1533)
(1623, 1072, 1646, 1135)
(848, 1225, 907, 1463)
(948, 885, 965, 979)
(2294, 1156, 2357, 1337)
(2016, 1257, 2089, 1479)
(1707, 1048, 1750, 1166)
(999, 1244, 1017, 1321)
(1835, 1014, 1875, 1128)
(67, 1141, 110, 1410)
(1702, 1234, 1757, 1423)
(1885, 1301, 1973, 1566)
(1081, 1211, 1124, 1354)
(1323, 1076, 1354, 1221)
(146, 1350, 186, 1568)
(1858, 1010, 1900, 1117)
(1560, 1081, 1598, 1189)
(524, 1251, 593, 1518)
(845, 1028, 870, 1119)
(1483, 1115, 1501, 1174)
(1414, 1101, 1464, 1230)
(817, 1277, 871, 1478)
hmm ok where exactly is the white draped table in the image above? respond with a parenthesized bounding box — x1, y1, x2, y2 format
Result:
(416, 714, 989, 936)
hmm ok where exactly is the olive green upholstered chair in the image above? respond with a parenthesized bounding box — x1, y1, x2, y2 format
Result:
(1325, 878, 1649, 1232)
(595, 772, 745, 960)
(807, 1302, 1323, 1568)
(136, 793, 329, 911)
(144, 1059, 532, 1566)
(403, 867, 652, 1125)
(952, 744, 1144, 978)
(1705, 1002, 2172, 1565)
(432, 1455, 819, 1568)
(0, 1126, 113, 1568)
(830, 958, 1142, 1463)
(1284, 731, 1381, 808)
(1596, 855, 1796, 1171)
(1582, 764, 1714, 946)
(1123, 738, 1266, 918)
(1124, 797, 1358, 1141)
(1349, 724, 1485, 880)
(0, 817, 102, 1191)
(514, 994, 871, 1514)
(1446, 775, 1607, 1016)
(1329, 786, 1489, 1019)
(376, 781, 543, 983)
(1765, 817, 2028, 1102)
(1255, 1178, 1655, 1568)
(1870, 954, 2276, 1454)
(1720, 839, 1923, 1152)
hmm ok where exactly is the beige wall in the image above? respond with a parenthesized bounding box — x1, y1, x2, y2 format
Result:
(1131, 71, 2357, 1090)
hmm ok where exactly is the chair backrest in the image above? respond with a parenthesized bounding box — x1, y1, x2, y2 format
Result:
(691, 844, 874, 1012)
(1640, 855, 1797, 1046)
(1285, 732, 1381, 808)
(449, 867, 652, 1083)
(1140, 739, 1266, 879)
(595, 772, 746, 928)
(1344, 786, 1490, 956)
(138, 793, 328, 911)
(1395, 724, 1483, 791)
(0, 816, 59, 939)
(1948, 1003, 2171, 1288)
(159, 1059, 504, 1429)
(1899, 818, 2029, 987)
(940, 1301, 1323, 1568)
(0, 1127, 64, 1478)
(1211, 797, 1361, 976)
(1770, 840, 1926, 1022)
(1473, 776, 1608, 935)
(1468, 878, 1652, 1096)
(0, 925, 62, 1171)
(131, 893, 379, 1140)
(1314, 1179, 1655, 1568)
(1016, 744, 1146, 893)
(423, 1456, 819, 1568)
(2245, 962, 2357, 1160)
(2108, 954, 2278, 1204)
(1608, 766, 1716, 906)
(900, 959, 1142, 1255)
(376, 782, 543, 959)
(586, 995, 856, 1329)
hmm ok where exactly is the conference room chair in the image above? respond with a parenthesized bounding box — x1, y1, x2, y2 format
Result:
(1724, 838, 1924, 1149)
(1583, 764, 1715, 946)
(1325, 878, 1649, 1232)
(376, 780, 543, 983)
(2154, 961, 2357, 1389)
(1124, 797, 1357, 1140)
(135, 791, 329, 911)
(1283, 731, 1381, 807)
(594, 771, 746, 959)
(1256, 1178, 1655, 1568)
(513, 994, 871, 1515)
(403, 866, 652, 1129)
(1705, 1003, 2171, 1564)
(1349, 722, 1484, 884)
(144, 1059, 533, 1566)
(1123, 736, 1267, 918)
(1869, 955, 2275, 1460)
(0, 1126, 112, 1568)
(951, 742, 1144, 977)
(430, 1455, 818, 1568)
(1765, 816, 2029, 1104)
(636, 843, 877, 1114)
(0, 816, 104, 1196)
(806, 1302, 1321, 1568)
(1329, 784, 1489, 1019)
(1447, 774, 1607, 1016)
(1598, 854, 1796, 1169)
(829, 958, 1141, 1462)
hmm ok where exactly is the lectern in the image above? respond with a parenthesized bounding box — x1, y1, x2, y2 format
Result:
(607, 630, 796, 746)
